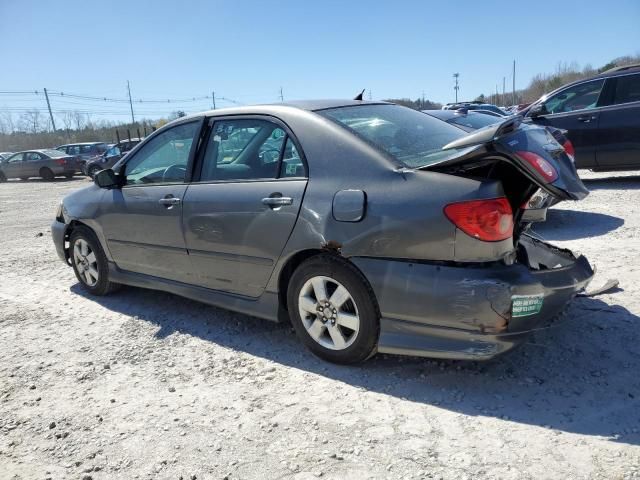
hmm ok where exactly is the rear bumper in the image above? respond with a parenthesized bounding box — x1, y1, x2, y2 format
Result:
(352, 236, 594, 360)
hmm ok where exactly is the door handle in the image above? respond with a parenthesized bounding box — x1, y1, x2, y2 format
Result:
(577, 114, 597, 123)
(158, 196, 181, 206)
(262, 196, 293, 207)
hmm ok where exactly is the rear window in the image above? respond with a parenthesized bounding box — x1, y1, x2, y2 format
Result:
(448, 112, 500, 130)
(42, 149, 67, 158)
(318, 104, 465, 168)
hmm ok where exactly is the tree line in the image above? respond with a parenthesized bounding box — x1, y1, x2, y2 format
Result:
(475, 54, 640, 106)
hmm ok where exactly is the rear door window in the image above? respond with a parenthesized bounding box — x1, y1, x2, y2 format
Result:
(612, 74, 640, 105)
(26, 152, 42, 161)
(280, 137, 305, 177)
(199, 119, 284, 181)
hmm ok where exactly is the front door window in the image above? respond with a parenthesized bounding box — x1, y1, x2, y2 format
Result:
(543, 79, 605, 114)
(124, 121, 199, 185)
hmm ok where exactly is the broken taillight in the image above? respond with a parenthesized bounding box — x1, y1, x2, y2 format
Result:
(516, 151, 558, 182)
(444, 197, 514, 242)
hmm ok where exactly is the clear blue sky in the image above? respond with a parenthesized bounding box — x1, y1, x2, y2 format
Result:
(1, 0, 639, 122)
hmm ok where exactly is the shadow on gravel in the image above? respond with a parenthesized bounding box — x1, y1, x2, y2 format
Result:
(582, 174, 640, 190)
(72, 283, 640, 446)
(532, 209, 624, 241)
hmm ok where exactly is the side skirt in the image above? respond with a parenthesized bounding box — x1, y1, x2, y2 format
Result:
(108, 262, 284, 323)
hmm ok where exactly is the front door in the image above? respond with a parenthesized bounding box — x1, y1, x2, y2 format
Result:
(2, 153, 25, 178)
(98, 120, 202, 284)
(24, 152, 46, 177)
(182, 118, 307, 297)
(529, 78, 606, 168)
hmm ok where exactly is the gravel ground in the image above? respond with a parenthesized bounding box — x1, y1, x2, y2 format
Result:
(1, 172, 640, 480)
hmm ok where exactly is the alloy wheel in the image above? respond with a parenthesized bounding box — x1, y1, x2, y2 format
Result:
(73, 238, 99, 287)
(298, 275, 360, 350)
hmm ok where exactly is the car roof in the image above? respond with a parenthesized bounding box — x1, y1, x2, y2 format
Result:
(179, 99, 390, 122)
(57, 142, 106, 147)
(538, 64, 640, 101)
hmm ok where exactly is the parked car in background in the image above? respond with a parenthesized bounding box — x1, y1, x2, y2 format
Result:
(52, 100, 593, 364)
(443, 102, 507, 116)
(423, 109, 505, 132)
(56, 142, 108, 172)
(83, 138, 143, 177)
(0, 149, 77, 181)
(0, 152, 14, 161)
(524, 64, 640, 170)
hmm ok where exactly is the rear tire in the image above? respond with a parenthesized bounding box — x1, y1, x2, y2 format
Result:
(287, 254, 379, 364)
(0, 172, 6, 182)
(40, 168, 54, 181)
(20, 177, 29, 181)
(69, 226, 120, 296)
(64, 172, 74, 179)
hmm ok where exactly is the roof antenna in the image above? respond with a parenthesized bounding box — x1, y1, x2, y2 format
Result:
(353, 89, 365, 101)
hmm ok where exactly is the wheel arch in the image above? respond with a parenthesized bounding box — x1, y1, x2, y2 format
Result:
(277, 249, 378, 315)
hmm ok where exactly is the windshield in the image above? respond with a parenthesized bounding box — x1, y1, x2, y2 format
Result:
(448, 112, 500, 130)
(318, 104, 466, 168)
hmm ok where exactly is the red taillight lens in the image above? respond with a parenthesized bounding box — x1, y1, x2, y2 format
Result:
(562, 140, 575, 161)
(55, 158, 66, 166)
(444, 197, 514, 242)
(516, 151, 558, 182)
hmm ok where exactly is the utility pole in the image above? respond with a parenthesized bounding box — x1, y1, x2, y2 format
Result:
(279, 87, 284, 102)
(496, 85, 499, 106)
(127, 80, 135, 124)
(43, 88, 56, 132)
(502, 77, 506, 106)
(212, 91, 216, 110)
(453, 73, 460, 103)
(512, 60, 516, 105)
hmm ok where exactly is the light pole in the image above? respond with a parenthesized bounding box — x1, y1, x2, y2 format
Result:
(453, 73, 460, 103)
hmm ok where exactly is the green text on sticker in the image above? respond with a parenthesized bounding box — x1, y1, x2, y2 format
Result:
(511, 294, 544, 317)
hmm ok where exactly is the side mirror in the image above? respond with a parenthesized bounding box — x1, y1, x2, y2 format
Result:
(94, 168, 120, 189)
(529, 103, 548, 118)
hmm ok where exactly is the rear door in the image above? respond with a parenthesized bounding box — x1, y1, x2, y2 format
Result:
(98, 120, 202, 283)
(528, 78, 606, 168)
(595, 73, 640, 168)
(24, 152, 45, 177)
(182, 116, 307, 297)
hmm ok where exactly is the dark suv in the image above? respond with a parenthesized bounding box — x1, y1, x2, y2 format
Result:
(525, 64, 640, 170)
(83, 138, 143, 177)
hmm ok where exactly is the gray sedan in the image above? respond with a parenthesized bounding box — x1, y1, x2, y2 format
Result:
(52, 100, 594, 364)
(0, 149, 78, 181)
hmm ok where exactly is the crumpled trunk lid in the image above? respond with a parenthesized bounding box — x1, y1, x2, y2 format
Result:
(427, 116, 589, 202)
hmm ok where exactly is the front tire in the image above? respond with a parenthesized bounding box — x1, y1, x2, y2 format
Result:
(287, 255, 379, 364)
(69, 226, 120, 296)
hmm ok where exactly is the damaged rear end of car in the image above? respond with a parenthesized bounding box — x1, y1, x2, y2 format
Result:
(322, 110, 595, 359)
